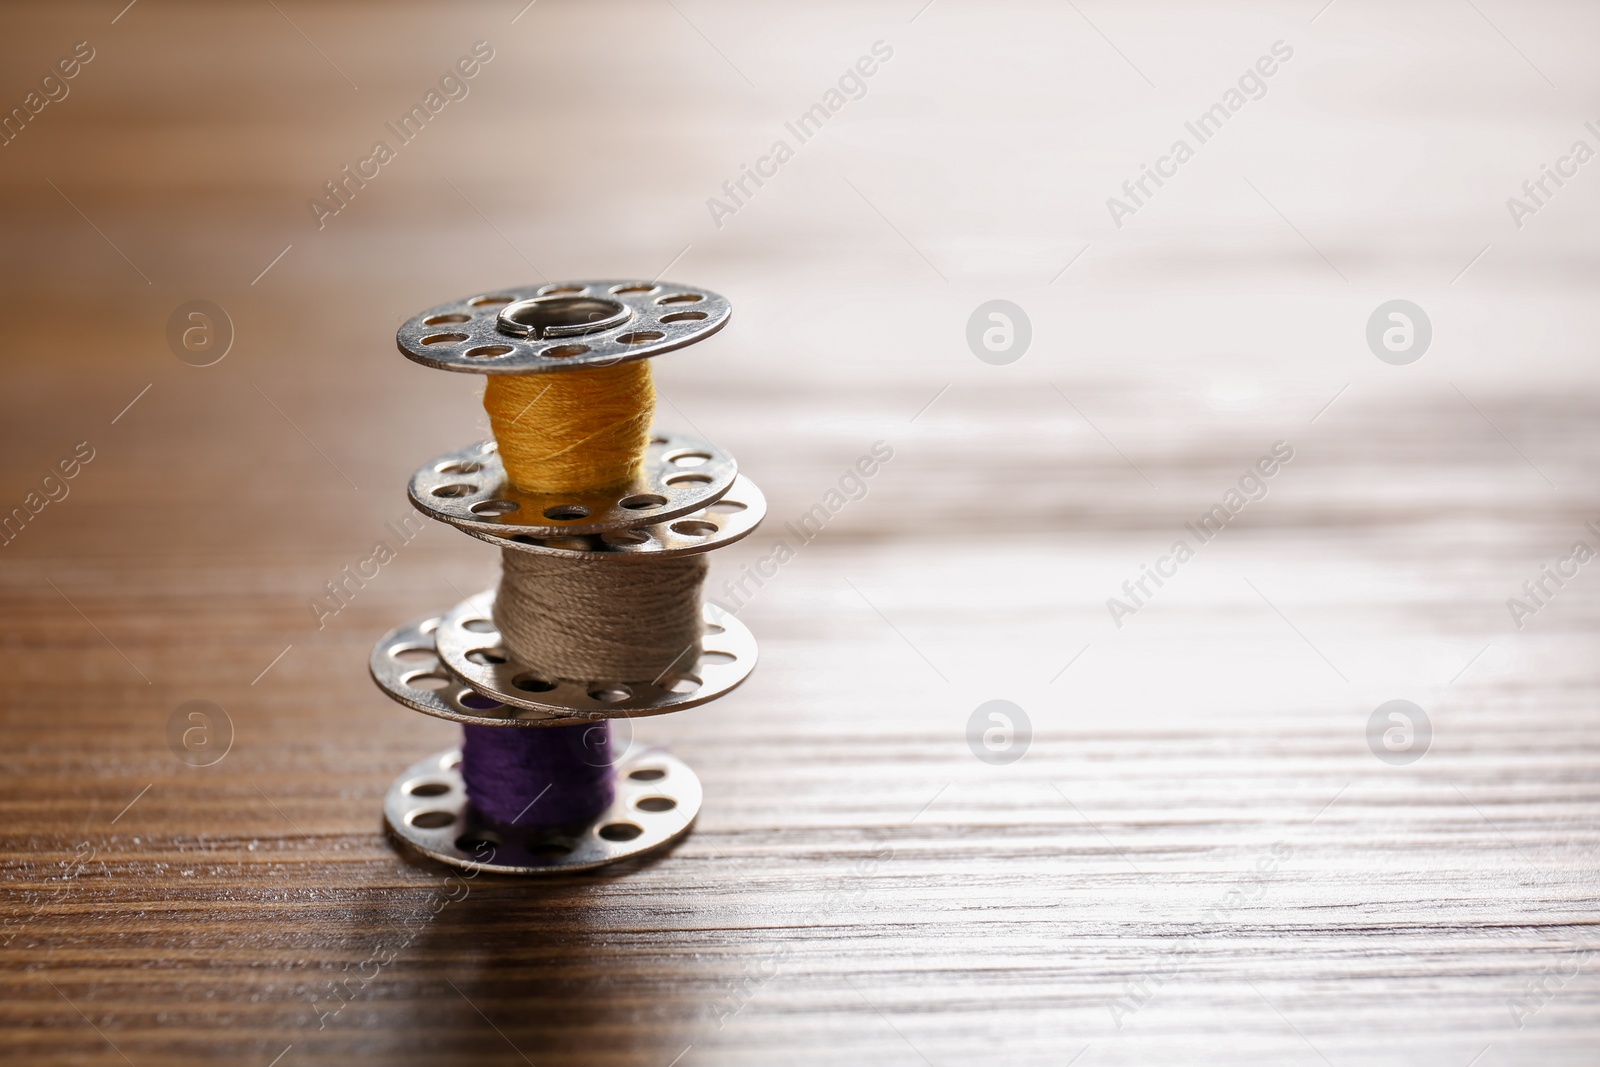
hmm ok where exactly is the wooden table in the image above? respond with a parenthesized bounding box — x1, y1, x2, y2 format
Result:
(3, 2, 1596, 1064)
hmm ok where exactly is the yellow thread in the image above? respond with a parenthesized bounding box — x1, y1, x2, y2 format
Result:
(483, 361, 655, 493)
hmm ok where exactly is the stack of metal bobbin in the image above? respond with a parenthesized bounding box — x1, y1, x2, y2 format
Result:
(371, 280, 763, 874)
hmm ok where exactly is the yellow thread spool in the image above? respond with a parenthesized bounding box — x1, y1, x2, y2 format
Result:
(483, 361, 656, 494)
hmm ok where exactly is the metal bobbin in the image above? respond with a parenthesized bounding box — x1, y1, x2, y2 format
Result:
(463, 473, 766, 559)
(434, 594, 756, 719)
(385, 747, 703, 874)
(396, 280, 731, 375)
(375, 279, 761, 875)
(408, 431, 737, 538)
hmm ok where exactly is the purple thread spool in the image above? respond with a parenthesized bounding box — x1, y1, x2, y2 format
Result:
(460, 721, 615, 829)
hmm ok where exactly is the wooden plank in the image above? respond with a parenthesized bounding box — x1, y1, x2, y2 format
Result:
(3, 1, 1598, 1064)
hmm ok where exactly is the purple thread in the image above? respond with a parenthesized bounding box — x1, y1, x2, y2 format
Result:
(461, 723, 615, 829)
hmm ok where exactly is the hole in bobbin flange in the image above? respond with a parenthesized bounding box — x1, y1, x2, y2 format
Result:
(617, 331, 664, 345)
(543, 505, 590, 521)
(408, 781, 451, 797)
(513, 673, 557, 693)
(461, 619, 497, 634)
(619, 493, 667, 510)
(432, 483, 477, 498)
(470, 499, 520, 516)
(628, 768, 666, 781)
(599, 823, 643, 841)
(537, 536, 594, 551)
(405, 672, 452, 691)
(663, 674, 702, 694)
(635, 796, 677, 812)
(457, 692, 504, 712)
(589, 684, 632, 704)
(670, 520, 717, 537)
(422, 333, 469, 345)
(540, 344, 590, 359)
(410, 810, 455, 829)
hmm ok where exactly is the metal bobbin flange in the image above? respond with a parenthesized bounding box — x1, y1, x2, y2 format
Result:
(370, 615, 592, 727)
(462, 473, 766, 559)
(385, 747, 701, 873)
(409, 431, 737, 537)
(432, 593, 755, 721)
(396, 280, 731, 375)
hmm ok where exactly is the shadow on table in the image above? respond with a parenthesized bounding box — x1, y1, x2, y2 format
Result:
(342, 831, 715, 1067)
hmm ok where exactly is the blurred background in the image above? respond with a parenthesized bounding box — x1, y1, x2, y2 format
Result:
(2, 1, 1597, 1065)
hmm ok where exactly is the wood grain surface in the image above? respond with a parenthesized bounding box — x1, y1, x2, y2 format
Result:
(3, 2, 1598, 1065)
